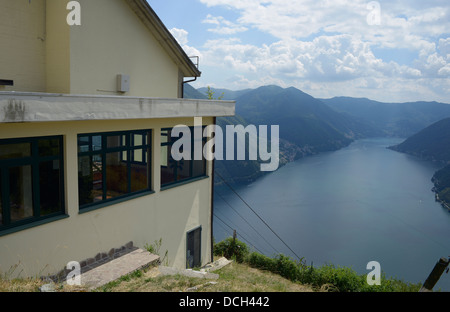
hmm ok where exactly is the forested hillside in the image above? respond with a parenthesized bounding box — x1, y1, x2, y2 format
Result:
(389, 117, 450, 208)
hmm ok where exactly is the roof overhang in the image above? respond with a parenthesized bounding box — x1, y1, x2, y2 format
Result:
(0, 92, 235, 123)
(125, 0, 201, 78)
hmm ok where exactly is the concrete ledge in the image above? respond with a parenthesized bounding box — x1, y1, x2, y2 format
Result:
(0, 92, 235, 123)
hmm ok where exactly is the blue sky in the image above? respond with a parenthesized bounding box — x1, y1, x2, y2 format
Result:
(147, 0, 450, 103)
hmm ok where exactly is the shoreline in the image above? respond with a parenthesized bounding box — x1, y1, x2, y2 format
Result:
(434, 192, 450, 212)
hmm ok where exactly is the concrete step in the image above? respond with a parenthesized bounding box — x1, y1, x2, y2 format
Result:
(79, 248, 159, 290)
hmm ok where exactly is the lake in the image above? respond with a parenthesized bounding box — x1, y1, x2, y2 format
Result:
(213, 137, 450, 291)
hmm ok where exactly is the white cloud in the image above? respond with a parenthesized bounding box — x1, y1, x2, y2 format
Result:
(202, 14, 248, 35)
(169, 27, 189, 45)
(194, 0, 450, 102)
(201, 35, 407, 82)
(169, 27, 202, 58)
(438, 38, 450, 57)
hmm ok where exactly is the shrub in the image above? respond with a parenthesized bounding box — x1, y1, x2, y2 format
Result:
(214, 239, 422, 292)
(214, 237, 249, 263)
(305, 264, 365, 292)
(247, 252, 276, 271)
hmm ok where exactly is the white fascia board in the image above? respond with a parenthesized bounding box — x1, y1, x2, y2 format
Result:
(0, 92, 235, 123)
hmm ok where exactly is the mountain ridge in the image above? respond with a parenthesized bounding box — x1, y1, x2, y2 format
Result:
(185, 84, 450, 185)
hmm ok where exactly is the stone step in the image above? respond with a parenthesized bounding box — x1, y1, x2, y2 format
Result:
(79, 248, 160, 290)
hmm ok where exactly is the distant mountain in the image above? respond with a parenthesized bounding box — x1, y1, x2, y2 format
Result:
(321, 97, 450, 137)
(196, 87, 252, 101)
(186, 84, 450, 187)
(183, 84, 208, 100)
(389, 117, 450, 163)
(234, 86, 381, 152)
(185, 84, 381, 184)
(184, 84, 265, 184)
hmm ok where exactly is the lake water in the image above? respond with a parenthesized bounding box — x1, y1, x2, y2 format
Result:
(213, 137, 450, 291)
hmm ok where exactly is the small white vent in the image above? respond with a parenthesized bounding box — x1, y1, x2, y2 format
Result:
(117, 74, 130, 93)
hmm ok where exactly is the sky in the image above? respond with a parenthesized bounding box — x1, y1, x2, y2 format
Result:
(147, 0, 450, 103)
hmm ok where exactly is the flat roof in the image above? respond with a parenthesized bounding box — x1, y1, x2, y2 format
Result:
(0, 92, 235, 123)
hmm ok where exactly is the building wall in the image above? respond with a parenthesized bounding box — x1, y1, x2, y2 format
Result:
(0, 0, 47, 93)
(46, 0, 71, 94)
(70, 0, 181, 97)
(0, 117, 214, 277)
(1, 0, 183, 98)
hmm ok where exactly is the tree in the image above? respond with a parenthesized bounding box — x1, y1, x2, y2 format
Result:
(206, 86, 224, 100)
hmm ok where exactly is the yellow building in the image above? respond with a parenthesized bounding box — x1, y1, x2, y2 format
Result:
(0, 0, 235, 278)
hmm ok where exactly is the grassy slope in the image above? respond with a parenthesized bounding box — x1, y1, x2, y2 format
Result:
(0, 262, 316, 293)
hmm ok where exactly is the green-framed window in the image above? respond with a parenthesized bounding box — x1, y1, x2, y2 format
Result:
(161, 127, 207, 188)
(77, 130, 152, 210)
(0, 136, 65, 232)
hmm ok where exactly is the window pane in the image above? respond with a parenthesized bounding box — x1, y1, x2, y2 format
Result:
(38, 138, 60, 157)
(192, 137, 206, 178)
(0, 178, 2, 225)
(161, 145, 175, 185)
(78, 136, 102, 152)
(106, 152, 128, 199)
(161, 145, 168, 167)
(39, 160, 62, 216)
(92, 136, 102, 151)
(177, 159, 192, 181)
(0, 143, 31, 160)
(131, 152, 149, 192)
(78, 155, 103, 206)
(133, 134, 144, 147)
(161, 130, 170, 144)
(133, 149, 143, 162)
(9, 166, 33, 223)
(78, 136, 90, 153)
(107, 135, 126, 149)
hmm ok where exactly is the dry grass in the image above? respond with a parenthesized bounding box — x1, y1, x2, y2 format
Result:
(0, 260, 318, 293)
(0, 277, 45, 292)
(96, 261, 317, 293)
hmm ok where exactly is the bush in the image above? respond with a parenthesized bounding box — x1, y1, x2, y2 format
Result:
(214, 239, 422, 292)
(304, 264, 365, 292)
(214, 237, 249, 263)
(247, 252, 276, 271)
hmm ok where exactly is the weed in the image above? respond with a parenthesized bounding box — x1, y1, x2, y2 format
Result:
(144, 238, 169, 266)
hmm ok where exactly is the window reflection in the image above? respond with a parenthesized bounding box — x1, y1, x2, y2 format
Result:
(161, 127, 207, 187)
(0, 143, 31, 160)
(38, 138, 60, 157)
(77, 130, 151, 209)
(78, 155, 103, 206)
(0, 179, 2, 225)
(0, 136, 65, 231)
(39, 160, 62, 216)
(106, 152, 128, 199)
(9, 166, 33, 223)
